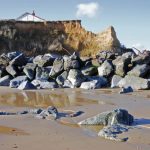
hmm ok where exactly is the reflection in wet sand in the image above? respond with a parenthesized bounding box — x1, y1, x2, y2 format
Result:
(0, 91, 99, 108)
(0, 125, 28, 135)
(80, 125, 104, 133)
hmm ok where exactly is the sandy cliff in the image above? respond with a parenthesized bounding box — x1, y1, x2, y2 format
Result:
(0, 20, 120, 56)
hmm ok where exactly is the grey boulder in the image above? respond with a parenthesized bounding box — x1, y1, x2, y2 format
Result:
(56, 71, 68, 86)
(40, 81, 58, 89)
(35, 66, 51, 80)
(36, 106, 58, 120)
(67, 69, 86, 87)
(113, 56, 131, 77)
(78, 109, 134, 126)
(6, 65, 18, 77)
(49, 58, 64, 78)
(80, 76, 107, 90)
(64, 56, 80, 70)
(98, 60, 114, 77)
(118, 75, 150, 90)
(10, 76, 28, 88)
(132, 55, 150, 65)
(18, 81, 36, 90)
(111, 75, 123, 88)
(80, 80, 101, 90)
(119, 87, 133, 94)
(9, 53, 27, 66)
(81, 66, 98, 76)
(33, 54, 54, 67)
(23, 63, 36, 80)
(63, 80, 73, 88)
(98, 124, 130, 142)
(127, 64, 150, 77)
(0, 75, 11, 86)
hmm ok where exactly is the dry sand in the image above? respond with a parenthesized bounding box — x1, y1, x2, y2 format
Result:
(0, 87, 150, 150)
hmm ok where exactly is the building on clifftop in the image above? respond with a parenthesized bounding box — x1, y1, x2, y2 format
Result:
(16, 11, 46, 22)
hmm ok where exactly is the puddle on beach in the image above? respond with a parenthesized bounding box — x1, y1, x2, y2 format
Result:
(0, 125, 28, 135)
(58, 118, 103, 136)
(0, 90, 100, 108)
(80, 125, 104, 132)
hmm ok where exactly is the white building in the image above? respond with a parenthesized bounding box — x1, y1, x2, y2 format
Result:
(16, 11, 46, 22)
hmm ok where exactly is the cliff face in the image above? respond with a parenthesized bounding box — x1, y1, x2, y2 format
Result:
(0, 20, 120, 56)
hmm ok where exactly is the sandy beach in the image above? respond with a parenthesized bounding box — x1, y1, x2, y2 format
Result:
(0, 87, 150, 150)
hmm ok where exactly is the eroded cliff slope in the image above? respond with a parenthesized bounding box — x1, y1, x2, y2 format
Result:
(0, 20, 121, 56)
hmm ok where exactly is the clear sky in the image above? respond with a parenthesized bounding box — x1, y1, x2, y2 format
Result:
(0, 0, 149, 50)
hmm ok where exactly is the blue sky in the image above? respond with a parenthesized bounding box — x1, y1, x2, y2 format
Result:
(0, 0, 149, 50)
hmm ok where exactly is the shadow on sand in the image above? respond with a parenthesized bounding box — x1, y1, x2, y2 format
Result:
(134, 118, 150, 126)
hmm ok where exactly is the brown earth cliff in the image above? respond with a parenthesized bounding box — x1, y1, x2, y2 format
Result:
(0, 20, 121, 56)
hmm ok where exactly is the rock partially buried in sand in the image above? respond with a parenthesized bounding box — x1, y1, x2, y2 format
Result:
(119, 86, 133, 94)
(78, 109, 134, 126)
(78, 109, 134, 142)
(98, 124, 130, 142)
(36, 106, 58, 120)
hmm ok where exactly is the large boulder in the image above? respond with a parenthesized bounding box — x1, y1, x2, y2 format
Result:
(67, 69, 86, 87)
(31, 79, 43, 87)
(0, 66, 7, 78)
(127, 64, 150, 77)
(81, 66, 98, 76)
(10, 76, 28, 88)
(18, 81, 36, 90)
(0, 75, 11, 86)
(39, 81, 58, 89)
(56, 71, 68, 86)
(49, 58, 64, 78)
(35, 66, 51, 80)
(64, 52, 84, 70)
(64, 56, 80, 70)
(23, 63, 37, 80)
(0, 54, 10, 66)
(31, 79, 58, 89)
(63, 80, 73, 88)
(6, 65, 18, 77)
(33, 54, 54, 67)
(132, 55, 150, 65)
(122, 52, 135, 59)
(80, 80, 101, 90)
(78, 109, 134, 126)
(80, 76, 107, 89)
(118, 75, 150, 90)
(9, 53, 27, 66)
(98, 60, 114, 77)
(6, 51, 22, 60)
(96, 51, 116, 65)
(113, 56, 131, 77)
(111, 75, 123, 88)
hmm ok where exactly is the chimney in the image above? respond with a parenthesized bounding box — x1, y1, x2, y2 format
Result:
(32, 10, 35, 16)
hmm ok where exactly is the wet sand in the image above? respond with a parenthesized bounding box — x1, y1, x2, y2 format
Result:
(0, 87, 150, 150)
